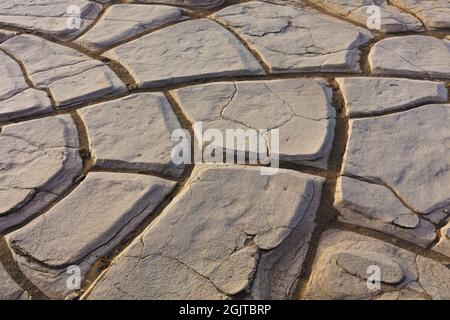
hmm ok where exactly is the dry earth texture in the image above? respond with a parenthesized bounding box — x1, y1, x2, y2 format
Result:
(0, 0, 449, 300)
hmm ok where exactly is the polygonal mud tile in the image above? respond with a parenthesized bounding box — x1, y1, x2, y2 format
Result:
(369, 35, 450, 78)
(78, 93, 185, 177)
(335, 104, 450, 247)
(6, 172, 176, 299)
(308, 0, 423, 33)
(304, 230, 450, 300)
(0, 51, 52, 121)
(103, 19, 264, 88)
(337, 77, 448, 117)
(0, 115, 82, 233)
(75, 4, 186, 52)
(171, 79, 336, 168)
(0, 0, 102, 40)
(212, 1, 373, 73)
(1, 35, 127, 107)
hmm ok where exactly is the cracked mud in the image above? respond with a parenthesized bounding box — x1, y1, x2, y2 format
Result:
(0, 0, 448, 300)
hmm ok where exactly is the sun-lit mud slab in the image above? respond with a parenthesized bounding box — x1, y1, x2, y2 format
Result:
(0, 0, 102, 40)
(0, 115, 82, 234)
(0, 35, 127, 107)
(75, 4, 186, 52)
(132, 0, 225, 8)
(369, 35, 450, 78)
(87, 166, 323, 300)
(305, 230, 450, 300)
(78, 93, 185, 177)
(171, 78, 336, 168)
(337, 77, 448, 117)
(212, 1, 373, 73)
(0, 261, 29, 300)
(103, 19, 264, 88)
(390, 0, 450, 30)
(6, 172, 176, 299)
(307, 0, 424, 33)
(336, 104, 450, 247)
(0, 51, 52, 121)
